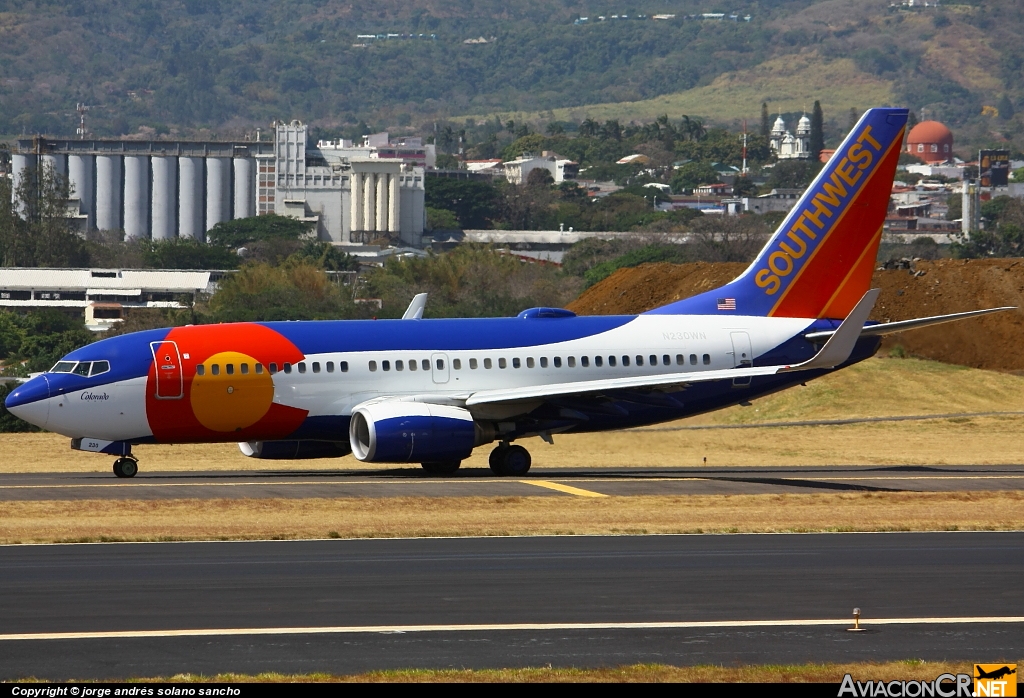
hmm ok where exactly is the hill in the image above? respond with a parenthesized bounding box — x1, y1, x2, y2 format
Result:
(567, 258, 1024, 372)
(1, 0, 1022, 154)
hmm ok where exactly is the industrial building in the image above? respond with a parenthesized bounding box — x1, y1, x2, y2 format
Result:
(11, 122, 426, 247)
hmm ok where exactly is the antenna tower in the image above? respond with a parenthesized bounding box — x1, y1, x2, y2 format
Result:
(76, 103, 89, 139)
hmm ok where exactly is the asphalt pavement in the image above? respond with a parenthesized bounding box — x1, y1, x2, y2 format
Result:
(3, 464, 1024, 500)
(1, 532, 1022, 679)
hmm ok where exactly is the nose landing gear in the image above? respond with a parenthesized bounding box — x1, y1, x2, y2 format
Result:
(113, 457, 139, 478)
(489, 443, 531, 476)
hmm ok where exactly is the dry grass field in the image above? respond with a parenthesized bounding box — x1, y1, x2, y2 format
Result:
(3, 357, 1023, 473)
(2, 491, 1022, 544)
(140, 660, 989, 683)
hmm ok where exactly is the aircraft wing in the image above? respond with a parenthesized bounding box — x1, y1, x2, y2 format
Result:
(804, 306, 1015, 341)
(466, 290, 878, 407)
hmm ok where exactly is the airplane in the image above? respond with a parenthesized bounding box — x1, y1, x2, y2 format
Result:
(975, 666, 1016, 681)
(4, 107, 1014, 478)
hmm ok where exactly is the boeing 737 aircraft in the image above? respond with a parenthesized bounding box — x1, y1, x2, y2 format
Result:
(4, 107, 1012, 478)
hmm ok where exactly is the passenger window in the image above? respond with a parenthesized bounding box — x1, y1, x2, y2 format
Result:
(554, 357, 562, 368)
(90, 361, 110, 376)
(241, 363, 249, 375)
(498, 358, 507, 369)
(470, 358, 478, 369)
(283, 363, 292, 374)
(661, 355, 669, 366)
(581, 356, 589, 367)
(608, 356, 617, 367)
(453, 359, 461, 370)
(595, 356, 603, 367)
(636, 356, 644, 367)
(382, 360, 391, 371)
(436, 359, 444, 370)
(408, 359, 417, 371)
(269, 363, 278, 374)
(484, 358, 493, 369)
(73, 362, 91, 376)
(527, 357, 535, 368)
(226, 364, 235, 375)
(622, 356, 629, 367)
(512, 358, 521, 369)
(539, 357, 548, 368)
(326, 362, 334, 373)
(689, 354, 697, 365)
(255, 364, 264, 374)
(196, 364, 205, 376)
(396, 360, 404, 371)
(340, 361, 349, 372)
(567, 356, 575, 367)
(369, 361, 377, 372)
(703, 354, 711, 365)
(312, 362, 320, 373)
(297, 362, 306, 374)
(421, 359, 430, 371)
(212, 364, 220, 376)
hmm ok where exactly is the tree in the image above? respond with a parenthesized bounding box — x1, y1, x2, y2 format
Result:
(526, 168, 554, 187)
(998, 94, 1015, 121)
(601, 120, 623, 142)
(579, 118, 600, 138)
(209, 261, 358, 322)
(207, 213, 314, 248)
(2, 163, 88, 267)
(424, 178, 498, 229)
(732, 175, 758, 197)
(670, 162, 719, 193)
(426, 207, 459, 230)
(906, 109, 917, 130)
(766, 160, 823, 189)
(760, 102, 771, 138)
(545, 122, 564, 136)
(809, 100, 825, 161)
(144, 238, 240, 269)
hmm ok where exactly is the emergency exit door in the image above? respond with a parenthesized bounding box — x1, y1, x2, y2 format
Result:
(730, 332, 753, 387)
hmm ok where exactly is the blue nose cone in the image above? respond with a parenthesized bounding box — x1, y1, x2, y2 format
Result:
(5, 375, 51, 409)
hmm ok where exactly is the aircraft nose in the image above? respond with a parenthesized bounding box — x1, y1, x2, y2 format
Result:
(4, 375, 51, 429)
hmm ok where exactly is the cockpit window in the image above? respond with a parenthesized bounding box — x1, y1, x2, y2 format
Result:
(72, 362, 92, 376)
(50, 361, 77, 373)
(90, 361, 110, 376)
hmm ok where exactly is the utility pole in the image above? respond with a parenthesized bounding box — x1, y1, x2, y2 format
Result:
(741, 120, 748, 175)
(76, 103, 89, 139)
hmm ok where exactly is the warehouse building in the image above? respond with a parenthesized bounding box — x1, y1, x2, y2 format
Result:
(12, 122, 426, 247)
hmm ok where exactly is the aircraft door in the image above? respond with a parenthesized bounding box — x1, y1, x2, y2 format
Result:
(431, 353, 450, 384)
(730, 332, 753, 387)
(150, 340, 184, 399)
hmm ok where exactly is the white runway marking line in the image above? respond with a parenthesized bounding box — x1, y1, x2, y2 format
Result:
(3, 616, 1024, 642)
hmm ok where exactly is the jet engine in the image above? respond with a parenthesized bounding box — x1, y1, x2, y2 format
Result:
(238, 440, 351, 460)
(349, 401, 494, 463)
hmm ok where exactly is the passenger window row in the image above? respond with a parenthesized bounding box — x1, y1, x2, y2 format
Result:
(196, 360, 349, 376)
(366, 353, 713, 372)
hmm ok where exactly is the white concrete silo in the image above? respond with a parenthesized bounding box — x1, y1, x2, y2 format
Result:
(206, 157, 230, 231)
(123, 156, 150, 239)
(10, 153, 35, 216)
(349, 172, 363, 235)
(40, 153, 66, 177)
(68, 154, 95, 229)
(364, 174, 376, 233)
(232, 157, 254, 219)
(179, 157, 204, 240)
(95, 155, 122, 231)
(375, 173, 387, 232)
(151, 157, 177, 240)
(388, 174, 400, 233)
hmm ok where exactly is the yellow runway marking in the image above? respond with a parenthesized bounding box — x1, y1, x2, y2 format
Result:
(521, 480, 608, 497)
(2, 616, 1023, 642)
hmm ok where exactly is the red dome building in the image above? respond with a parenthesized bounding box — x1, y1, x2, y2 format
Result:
(906, 121, 954, 163)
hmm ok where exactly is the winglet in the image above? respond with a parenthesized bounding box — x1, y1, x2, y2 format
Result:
(402, 293, 428, 320)
(779, 289, 880, 373)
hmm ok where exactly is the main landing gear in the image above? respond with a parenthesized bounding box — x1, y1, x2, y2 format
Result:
(113, 456, 139, 478)
(489, 443, 531, 476)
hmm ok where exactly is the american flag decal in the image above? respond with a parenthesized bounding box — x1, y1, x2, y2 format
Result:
(717, 298, 736, 310)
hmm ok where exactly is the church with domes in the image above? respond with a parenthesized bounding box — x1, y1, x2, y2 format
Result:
(770, 114, 812, 160)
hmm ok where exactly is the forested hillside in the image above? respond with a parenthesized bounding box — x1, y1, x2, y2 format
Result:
(0, 0, 1022, 151)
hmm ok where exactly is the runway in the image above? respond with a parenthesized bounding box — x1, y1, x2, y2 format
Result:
(2, 464, 1024, 500)
(1, 532, 1022, 679)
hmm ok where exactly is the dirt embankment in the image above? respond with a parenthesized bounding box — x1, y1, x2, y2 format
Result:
(567, 259, 1024, 372)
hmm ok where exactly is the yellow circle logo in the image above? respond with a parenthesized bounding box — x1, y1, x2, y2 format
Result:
(190, 351, 275, 432)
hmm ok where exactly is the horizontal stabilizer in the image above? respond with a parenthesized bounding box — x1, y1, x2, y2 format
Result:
(804, 306, 1016, 341)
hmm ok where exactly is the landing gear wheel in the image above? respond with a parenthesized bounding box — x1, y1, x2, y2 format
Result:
(421, 459, 461, 475)
(491, 444, 531, 476)
(113, 457, 138, 478)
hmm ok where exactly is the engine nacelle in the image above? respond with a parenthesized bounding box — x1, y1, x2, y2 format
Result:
(349, 402, 492, 463)
(238, 440, 351, 460)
